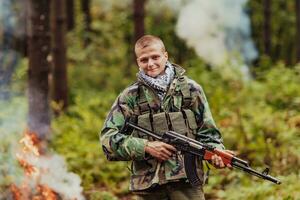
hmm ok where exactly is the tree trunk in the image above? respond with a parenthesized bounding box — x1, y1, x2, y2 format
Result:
(296, 0, 300, 62)
(263, 0, 271, 56)
(27, 0, 51, 139)
(66, 0, 75, 31)
(81, 0, 91, 46)
(133, 0, 145, 42)
(51, 0, 68, 115)
(9, 0, 29, 57)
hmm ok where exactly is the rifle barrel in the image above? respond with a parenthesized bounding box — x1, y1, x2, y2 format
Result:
(232, 159, 281, 184)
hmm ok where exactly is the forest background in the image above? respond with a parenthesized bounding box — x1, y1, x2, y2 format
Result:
(0, 0, 300, 199)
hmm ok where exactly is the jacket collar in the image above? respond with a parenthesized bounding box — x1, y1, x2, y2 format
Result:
(172, 63, 186, 77)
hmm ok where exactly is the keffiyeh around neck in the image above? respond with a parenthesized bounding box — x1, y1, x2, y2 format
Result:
(138, 61, 175, 101)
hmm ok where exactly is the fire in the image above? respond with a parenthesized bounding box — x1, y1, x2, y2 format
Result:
(10, 184, 58, 200)
(19, 130, 40, 156)
(10, 130, 58, 200)
(16, 155, 39, 176)
(35, 185, 57, 200)
(10, 184, 22, 200)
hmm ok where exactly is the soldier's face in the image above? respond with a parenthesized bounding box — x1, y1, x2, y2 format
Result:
(136, 43, 168, 78)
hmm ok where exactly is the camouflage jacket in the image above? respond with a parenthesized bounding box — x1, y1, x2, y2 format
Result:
(100, 64, 224, 191)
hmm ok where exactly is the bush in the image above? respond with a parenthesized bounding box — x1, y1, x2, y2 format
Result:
(50, 89, 131, 199)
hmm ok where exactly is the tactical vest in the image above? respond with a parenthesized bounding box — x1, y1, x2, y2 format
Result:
(129, 75, 204, 191)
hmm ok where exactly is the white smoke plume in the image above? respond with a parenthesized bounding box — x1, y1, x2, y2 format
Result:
(0, 97, 86, 199)
(38, 155, 85, 200)
(93, 0, 257, 70)
(17, 151, 85, 200)
(0, 0, 27, 37)
(176, 0, 258, 67)
(0, 0, 27, 99)
(0, 98, 27, 199)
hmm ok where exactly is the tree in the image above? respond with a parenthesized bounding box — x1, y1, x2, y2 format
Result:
(81, 0, 91, 46)
(263, 0, 272, 57)
(15, 0, 29, 57)
(66, 0, 75, 31)
(296, 0, 300, 62)
(51, 0, 68, 115)
(133, 0, 146, 42)
(27, 0, 51, 139)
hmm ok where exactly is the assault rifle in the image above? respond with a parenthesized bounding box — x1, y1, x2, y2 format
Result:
(125, 121, 281, 186)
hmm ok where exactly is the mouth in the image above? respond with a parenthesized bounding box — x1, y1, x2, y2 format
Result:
(148, 67, 159, 72)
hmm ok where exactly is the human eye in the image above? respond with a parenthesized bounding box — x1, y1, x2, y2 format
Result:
(140, 58, 147, 63)
(152, 55, 160, 60)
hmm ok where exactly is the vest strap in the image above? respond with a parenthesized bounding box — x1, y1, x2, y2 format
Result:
(178, 76, 192, 108)
(137, 85, 151, 115)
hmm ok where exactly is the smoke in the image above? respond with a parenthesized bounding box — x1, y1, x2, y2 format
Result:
(38, 155, 85, 200)
(0, 97, 27, 198)
(93, 0, 257, 71)
(0, 1, 29, 190)
(175, 0, 258, 67)
(102, 0, 258, 73)
(0, 97, 85, 199)
(0, 0, 27, 99)
(17, 151, 85, 200)
(0, 0, 27, 38)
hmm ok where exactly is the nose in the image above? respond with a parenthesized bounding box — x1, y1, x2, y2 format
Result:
(147, 59, 154, 67)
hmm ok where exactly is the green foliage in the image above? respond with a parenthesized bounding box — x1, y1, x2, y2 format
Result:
(248, 0, 298, 65)
(186, 63, 300, 199)
(89, 191, 118, 200)
(50, 89, 131, 198)
(217, 173, 300, 200)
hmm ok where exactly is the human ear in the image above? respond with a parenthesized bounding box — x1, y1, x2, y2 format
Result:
(164, 51, 168, 59)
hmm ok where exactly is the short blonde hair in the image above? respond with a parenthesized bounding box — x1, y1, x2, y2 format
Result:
(134, 35, 166, 55)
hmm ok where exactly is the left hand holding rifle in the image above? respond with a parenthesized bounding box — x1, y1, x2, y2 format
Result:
(211, 150, 235, 169)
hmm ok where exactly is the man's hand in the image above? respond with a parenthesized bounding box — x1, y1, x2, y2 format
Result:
(144, 141, 177, 162)
(211, 150, 235, 169)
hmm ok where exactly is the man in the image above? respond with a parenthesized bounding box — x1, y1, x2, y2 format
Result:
(100, 35, 233, 200)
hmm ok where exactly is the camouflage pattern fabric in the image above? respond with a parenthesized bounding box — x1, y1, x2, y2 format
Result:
(100, 64, 224, 191)
(135, 180, 205, 200)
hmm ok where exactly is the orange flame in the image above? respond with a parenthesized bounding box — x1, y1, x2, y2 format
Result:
(10, 130, 58, 200)
(16, 155, 39, 176)
(19, 129, 41, 156)
(10, 184, 22, 200)
(33, 185, 57, 200)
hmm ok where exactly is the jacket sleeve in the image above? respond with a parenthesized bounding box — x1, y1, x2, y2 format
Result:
(190, 81, 225, 150)
(100, 90, 148, 161)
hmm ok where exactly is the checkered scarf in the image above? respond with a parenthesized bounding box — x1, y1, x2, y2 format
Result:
(138, 61, 175, 101)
